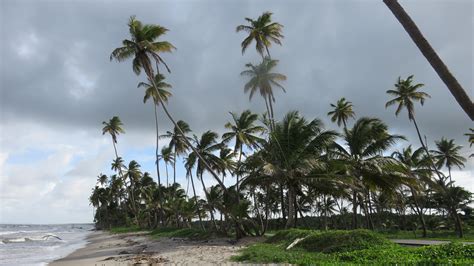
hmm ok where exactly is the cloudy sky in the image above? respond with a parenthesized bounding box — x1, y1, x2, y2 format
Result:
(0, 0, 472, 224)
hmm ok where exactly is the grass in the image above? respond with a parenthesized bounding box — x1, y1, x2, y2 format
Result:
(109, 226, 146, 234)
(149, 227, 215, 240)
(233, 229, 474, 265)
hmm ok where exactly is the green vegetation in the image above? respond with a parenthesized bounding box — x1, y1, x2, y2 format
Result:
(233, 229, 474, 265)
(90, 12, 473, 254)
(109, 226, 145, 234)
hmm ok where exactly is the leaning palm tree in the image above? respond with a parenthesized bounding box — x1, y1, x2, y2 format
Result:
(327, 97, 356, 129)
(102, 116, 125, 160)
(111, 16, 227, 191)
(383, 0, 474, 120)
(222, 110, 264, 196)
(431, 138, 466, 183)
(236, 11, 284, 58)
(241, 57, 286, 124)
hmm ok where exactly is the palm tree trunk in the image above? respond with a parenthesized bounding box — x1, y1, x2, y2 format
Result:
(280, 184, 286, 223)
(383, 0, 474, 120)
(189, 171, 205, 230)
(173, 149, 177, 185)
(410, 186, 427, 237)
(268, 94, 276, 128)
(352, 191, 358, 229)
(236, 146, 243, 204)
(149, 76, 228, 192)
(412, 117, 444, 181)
(285, 185, 296, 228)
(153, 104, 165, 226)
(165, 163, 169, 187)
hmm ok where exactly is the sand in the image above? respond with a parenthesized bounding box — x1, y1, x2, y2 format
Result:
(49, 231, 261, 265)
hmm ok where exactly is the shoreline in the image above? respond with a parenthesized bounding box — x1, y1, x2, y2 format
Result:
(49, 230, 256, 265)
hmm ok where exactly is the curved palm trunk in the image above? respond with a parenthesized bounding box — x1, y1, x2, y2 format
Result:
(153, 104, 165, 225)
(173, 149, 177, 185)
(384, 0, 474, 120)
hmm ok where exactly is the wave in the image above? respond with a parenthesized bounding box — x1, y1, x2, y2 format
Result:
(1, 234, 63, 244)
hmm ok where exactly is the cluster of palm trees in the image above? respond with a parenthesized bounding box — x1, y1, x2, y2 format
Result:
(90, 13, 472, 238)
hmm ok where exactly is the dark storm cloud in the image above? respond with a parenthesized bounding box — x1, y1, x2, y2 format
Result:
(1, 0, 472, 147)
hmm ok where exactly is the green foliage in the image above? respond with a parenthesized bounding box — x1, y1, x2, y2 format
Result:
(232, 243, 333, 265)
(236, 233, 474, 265)
(149, 227, 217, 240)
(299, 230, 394, 253)
(109, 226, 144, 234)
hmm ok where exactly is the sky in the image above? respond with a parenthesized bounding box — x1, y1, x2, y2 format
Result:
(0, 0, 472, 224)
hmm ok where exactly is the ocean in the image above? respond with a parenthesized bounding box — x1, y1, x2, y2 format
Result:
(0, 224, 94, 265)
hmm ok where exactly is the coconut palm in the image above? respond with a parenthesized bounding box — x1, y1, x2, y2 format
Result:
(102, 116, 125, 160)
(383, 0, 474, 120)
(333, 117, 405, 229)
(236, 11, 283, 58)
(385, 75, 443, 180)
(241, 58, 286, 124)
(140, 73, 172, 183)
(222, 110, 264, 195)
(261, 111, 338, 228)
(391, 145, 432, 237)
(160, 145, 174, 187)
(431, 138, 466, 183)
(111, 16, 227, 191)
(161, 120, 192, 185)
(327, 97, 356, 129)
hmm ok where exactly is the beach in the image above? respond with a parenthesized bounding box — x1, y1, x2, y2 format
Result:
(49, 231, 255, 265)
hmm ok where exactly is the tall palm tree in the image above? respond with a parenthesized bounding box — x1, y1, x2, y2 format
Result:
(140, 73, 172, 184)
(385, 75, 442, 180)
(333, 117, 405, 229)
(102, 116, 125, 160)
(431, 138, 466, 183)
(327, 97, 356, 129)
(383, 0, 474, 120)
(124, 160, 143, 222)
(465, 128, 473, 158)
(161, 120, 192, 185)
(222, 110, 264, 196)
(160, 145, 174, 187)
(236, 11, 284, 58)
(111, 16, 227, 191)
(184, 156, 205, 230)
(241, 57, 286, 124)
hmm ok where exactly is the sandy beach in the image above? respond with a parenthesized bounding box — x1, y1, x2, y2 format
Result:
(49, 231, 257, 265)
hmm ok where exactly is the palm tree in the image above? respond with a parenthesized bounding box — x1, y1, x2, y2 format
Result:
(333, 117, 405, 229)
(431, 138, 466, 183)
(184, 156, 205, 230)
(385, 75, 443, 180)
(140, 73, 172, 184)
(261, 111, 338, 228)
(465, 128, 473, 157)
(236, 11, 284, 58)
(102, 116, 125, 160)
(391, 145, 432, 237)
(161, 120, 192, 185)
(111, 16, 227, 191)
(241, 58, 286, 124)
(222, 110, 264, 196)
(160, 145, 174, 187)
(124, 160, 142, 222)
(327, 97, 356, 129)
(383, 0, 474, 120)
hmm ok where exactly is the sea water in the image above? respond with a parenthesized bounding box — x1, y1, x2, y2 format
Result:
(0, 224, 94, 265)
